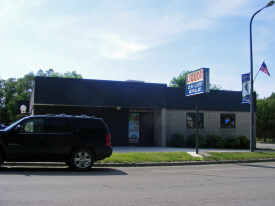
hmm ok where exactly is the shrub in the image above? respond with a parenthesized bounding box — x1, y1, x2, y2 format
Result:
(168, 132, 250, 149)
(256, 138, 262, 142)
(224, 136, 240, 149)
(186, 133, 206, 148)
(224, 136, 250, 149)
(168, 132, 185, 148)
(238, 136, 250, 149)
(206, 134, 225, 148)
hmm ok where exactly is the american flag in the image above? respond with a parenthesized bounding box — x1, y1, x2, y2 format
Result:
(260, 61, 270, 76)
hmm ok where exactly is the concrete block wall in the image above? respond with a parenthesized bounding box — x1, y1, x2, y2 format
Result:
(166, 110, 252, 143)
(154, 108, 166, 146)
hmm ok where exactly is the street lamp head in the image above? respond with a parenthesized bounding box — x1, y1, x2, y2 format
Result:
(266, 0, 275, 8)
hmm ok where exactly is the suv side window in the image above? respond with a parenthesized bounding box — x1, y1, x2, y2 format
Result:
(75, 119, 106, 133)
(21, 118, 44, 133)
(48, 118, 72, 133)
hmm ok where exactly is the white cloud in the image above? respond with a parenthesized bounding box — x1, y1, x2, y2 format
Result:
(1, 0, 255, 64)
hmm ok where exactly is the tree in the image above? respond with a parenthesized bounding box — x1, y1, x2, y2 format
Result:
(0, 69, 83, 124)
(268, 92, 275, 100)
(0, 78, 6, 124)
(2, 73, 35, 122)
(209, 84, 222, 90)
(36, 69, 82, 79)
(0, 78, 5, 107)
(169, 70, 190, 87)
(256, 97, 275, 142)
(169, 70, 222, 90)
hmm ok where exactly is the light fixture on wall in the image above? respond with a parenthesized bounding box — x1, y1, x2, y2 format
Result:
(20, 105, 27, 114)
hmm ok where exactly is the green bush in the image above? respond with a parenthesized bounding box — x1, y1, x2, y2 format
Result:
(256, 137, 261, 142)
(224, 136, 250, 149)
(186, 133, 206, 148)
(206, 134, 225, 148)
(168, 132, 185, 148)
(224, 136, 240, 149)
(238, 136, 250, 149)
(168, 132, 250, 149)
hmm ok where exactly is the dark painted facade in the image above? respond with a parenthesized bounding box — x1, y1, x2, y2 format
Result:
(30, 76, 255, 146)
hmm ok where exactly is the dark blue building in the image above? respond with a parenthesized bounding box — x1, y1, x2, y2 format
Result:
(30, 76, 255, 146)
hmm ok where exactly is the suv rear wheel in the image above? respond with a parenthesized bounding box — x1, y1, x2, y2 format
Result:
(70, 148, 94, 171)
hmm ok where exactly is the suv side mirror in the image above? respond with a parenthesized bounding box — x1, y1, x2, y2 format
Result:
(14, 125, 23, 133)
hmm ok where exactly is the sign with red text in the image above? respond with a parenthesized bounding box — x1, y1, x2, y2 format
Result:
(185, 68, 210, 96)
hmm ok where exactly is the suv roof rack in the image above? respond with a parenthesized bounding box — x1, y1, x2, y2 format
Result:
(45, 114, 97, 118)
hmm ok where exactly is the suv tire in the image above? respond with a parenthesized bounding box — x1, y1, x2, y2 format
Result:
(70, 148, 94, 171)
(0, 151, 4, 166)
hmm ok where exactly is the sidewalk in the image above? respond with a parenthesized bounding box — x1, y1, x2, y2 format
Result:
(113, 142, 275, 157)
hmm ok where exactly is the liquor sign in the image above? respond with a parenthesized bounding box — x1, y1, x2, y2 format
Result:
(185, 68, 210, 96)
(242, 73, 250, 104)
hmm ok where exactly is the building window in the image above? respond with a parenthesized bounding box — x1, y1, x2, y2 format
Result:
(220, 114, 235, 128)
(187, 113, 204, 129)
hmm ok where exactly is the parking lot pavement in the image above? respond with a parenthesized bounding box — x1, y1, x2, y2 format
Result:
(257, 142, 275, 150)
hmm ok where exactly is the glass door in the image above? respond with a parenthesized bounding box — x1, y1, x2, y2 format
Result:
(128, 113, 139, 144)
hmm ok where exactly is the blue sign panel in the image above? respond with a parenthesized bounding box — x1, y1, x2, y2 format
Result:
(186, 68, 210, 96)
(242, 73, 250, 104)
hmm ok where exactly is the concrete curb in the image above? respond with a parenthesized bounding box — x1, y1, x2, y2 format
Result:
(3, 158, 275, 168)
(95, 158, 275, 167)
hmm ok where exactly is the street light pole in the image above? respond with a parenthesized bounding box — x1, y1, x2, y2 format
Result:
(250, 1, 274, 152)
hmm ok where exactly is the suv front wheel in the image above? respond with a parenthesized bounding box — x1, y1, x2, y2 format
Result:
(70, 148, 94, 171)
(0, 151, 4, 166)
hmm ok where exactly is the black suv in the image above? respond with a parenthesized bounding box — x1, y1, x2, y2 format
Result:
(0, 114, 112, 171)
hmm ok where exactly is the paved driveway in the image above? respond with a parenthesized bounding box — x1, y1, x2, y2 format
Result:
(257, 142, 275, 149)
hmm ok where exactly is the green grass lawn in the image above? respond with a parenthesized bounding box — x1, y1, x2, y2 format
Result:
(204, 152, 275, 161)
(97, 152, 201, 163)
(97, 151, 275, 164)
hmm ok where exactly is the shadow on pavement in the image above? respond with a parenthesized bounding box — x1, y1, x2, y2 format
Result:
(239, 163, 275, 169)
(0, 166, 128, 176)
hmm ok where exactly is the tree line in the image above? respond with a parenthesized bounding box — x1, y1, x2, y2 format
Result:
(0, 69, 82, 124)
(256, 92, 275, 141)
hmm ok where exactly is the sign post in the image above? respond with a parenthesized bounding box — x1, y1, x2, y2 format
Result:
(186, 68, 210, 154)
(196, 95, 199, 154)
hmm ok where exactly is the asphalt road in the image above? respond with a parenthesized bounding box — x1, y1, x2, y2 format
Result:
(1, 162, 275, 206)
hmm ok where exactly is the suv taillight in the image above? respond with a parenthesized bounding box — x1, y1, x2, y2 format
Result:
(106, 133, 111, 146)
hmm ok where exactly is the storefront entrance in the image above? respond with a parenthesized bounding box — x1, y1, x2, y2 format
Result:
(128, 110, 154, 146)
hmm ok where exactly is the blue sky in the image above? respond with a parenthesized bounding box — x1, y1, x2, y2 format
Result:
(0, 0, 274, 98)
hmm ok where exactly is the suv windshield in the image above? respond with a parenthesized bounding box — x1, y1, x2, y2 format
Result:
(3, 118, 27, 131)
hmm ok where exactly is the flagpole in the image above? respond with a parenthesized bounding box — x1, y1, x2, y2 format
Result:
(253, 70, 260, 82)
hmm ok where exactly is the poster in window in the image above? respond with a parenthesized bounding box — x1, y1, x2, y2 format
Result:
(129, 113, 139, 143)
